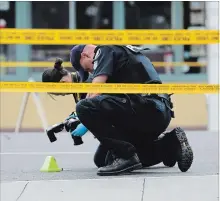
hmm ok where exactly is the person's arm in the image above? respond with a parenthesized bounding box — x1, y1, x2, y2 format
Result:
(86, 75, 108, 98)
(86, 46, 114, 99)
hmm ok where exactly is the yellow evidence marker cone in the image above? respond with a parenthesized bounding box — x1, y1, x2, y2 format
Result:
(40, 156, 63, 172)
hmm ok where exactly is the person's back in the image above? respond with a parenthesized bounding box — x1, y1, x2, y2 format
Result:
(94, 45, 162, 85)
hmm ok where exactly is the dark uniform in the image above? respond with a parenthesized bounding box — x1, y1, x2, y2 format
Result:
(75, 45, 176, 175)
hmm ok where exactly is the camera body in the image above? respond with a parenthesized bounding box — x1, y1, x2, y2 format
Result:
(46, 118, 83, 146)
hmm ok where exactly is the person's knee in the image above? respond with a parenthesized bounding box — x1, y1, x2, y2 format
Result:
(76, 99, 84, 113)
(76, 98, 102, 125)
(93, 144, 108, 168)
(76, 99, 90, 119)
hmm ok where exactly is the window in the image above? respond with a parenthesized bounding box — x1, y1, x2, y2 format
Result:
(125, 1, 172, 74)
(31, 2, 70, 73)
(76, 1, 113, 29)
(125, 1, 171, 29)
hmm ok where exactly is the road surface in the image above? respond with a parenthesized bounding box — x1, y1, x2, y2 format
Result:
(0, 131, 219, 201)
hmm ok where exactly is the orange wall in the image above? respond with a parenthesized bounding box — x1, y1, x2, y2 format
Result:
(0, 93, 208, 131)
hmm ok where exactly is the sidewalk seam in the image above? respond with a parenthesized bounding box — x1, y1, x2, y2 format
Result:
(16, 181, 29, 201)
(141, 178, 146, 201)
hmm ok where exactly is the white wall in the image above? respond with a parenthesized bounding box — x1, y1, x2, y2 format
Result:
(206, 2, 219, 132)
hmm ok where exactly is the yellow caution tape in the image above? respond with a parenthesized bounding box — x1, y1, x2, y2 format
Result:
(0, 29, 219, 45)
(0, 61, 207, 68)
(0, 82, 219, 94)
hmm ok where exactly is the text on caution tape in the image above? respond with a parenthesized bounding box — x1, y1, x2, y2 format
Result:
(0, 82, 219, 94)
(0, 29, 219, 45)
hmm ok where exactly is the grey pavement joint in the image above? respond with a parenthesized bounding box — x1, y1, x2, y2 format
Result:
(16, 182, 29, 201)
(1, 181, 28, 201)
(141, 178, 146, 201)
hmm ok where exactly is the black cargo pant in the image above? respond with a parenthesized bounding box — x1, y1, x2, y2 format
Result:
(76, 94, 172, 164)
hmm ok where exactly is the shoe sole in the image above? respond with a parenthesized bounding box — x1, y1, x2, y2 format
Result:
(97, 163, 142, 176)
(175, 127, 194, 172)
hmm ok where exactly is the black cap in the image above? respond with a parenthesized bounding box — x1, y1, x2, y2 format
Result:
(70, 45, 89, 82)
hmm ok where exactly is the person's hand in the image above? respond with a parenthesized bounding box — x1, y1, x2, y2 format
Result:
(71, 123, 88, 137)
(65, 112, 78, 121)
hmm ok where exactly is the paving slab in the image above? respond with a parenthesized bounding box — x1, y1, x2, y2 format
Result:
(11, 178, 144, 201)
(143, 175, 219, 201)
(0, 181, 29, 201)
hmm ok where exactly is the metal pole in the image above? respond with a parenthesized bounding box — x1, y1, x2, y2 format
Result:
(69, 1, 76, 29)
(113, 1, 125, 29)
(15, 2, 32, 80)
(171, 1, 184, 75)
(15, 92, 30, 133)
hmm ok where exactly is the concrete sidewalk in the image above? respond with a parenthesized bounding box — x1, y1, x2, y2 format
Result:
(1, 175, 218, 201)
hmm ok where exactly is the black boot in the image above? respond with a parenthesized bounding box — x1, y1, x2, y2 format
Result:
(156, 131, 177, 167)
(97, 153, 142, 176)
(105, 150, 115, 166)
(160, 127, 194, 172)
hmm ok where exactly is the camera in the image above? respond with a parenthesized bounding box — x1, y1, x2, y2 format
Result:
(46, 118, 83, 146)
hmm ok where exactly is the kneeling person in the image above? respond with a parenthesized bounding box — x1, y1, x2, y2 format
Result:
(69, 44, 194, 176)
